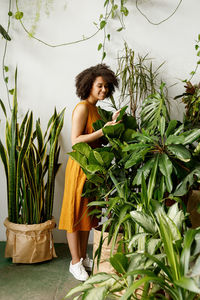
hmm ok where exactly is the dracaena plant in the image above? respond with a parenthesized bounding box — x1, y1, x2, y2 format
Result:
(65, 201, 200, 300)
(0, 70, 65, 224)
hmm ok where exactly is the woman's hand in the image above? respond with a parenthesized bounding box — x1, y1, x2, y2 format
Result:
(112, 109, 121, 122)
(104, 119, 121, 127)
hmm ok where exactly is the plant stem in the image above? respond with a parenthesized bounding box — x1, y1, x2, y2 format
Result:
(2, 0, 12, 111)
(15, 0, 100, 48)
(136, 0, 183, 25)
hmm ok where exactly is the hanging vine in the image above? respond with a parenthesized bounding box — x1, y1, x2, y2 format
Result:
(1, 0, 184, 110)
(14, 0, 183, 60)
(135, 0, 183, 25)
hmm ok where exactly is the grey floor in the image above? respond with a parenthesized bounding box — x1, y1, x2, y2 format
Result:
(0, 242, 93, 300)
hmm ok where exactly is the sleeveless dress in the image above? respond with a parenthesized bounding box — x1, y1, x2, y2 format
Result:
(59, 101, 101, 232)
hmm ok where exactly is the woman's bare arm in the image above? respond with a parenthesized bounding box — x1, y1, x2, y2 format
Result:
(71, 104, 121, 146)
(71, 104, 104, 146)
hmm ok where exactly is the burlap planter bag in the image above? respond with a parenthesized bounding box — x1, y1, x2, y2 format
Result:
(4, 218, 57, 263)
(93, 226, 123, 274)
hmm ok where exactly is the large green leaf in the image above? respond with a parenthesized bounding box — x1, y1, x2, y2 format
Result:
(123, 114, 137, 130)
(36, 120, 43, 154)
(159, 217, 180, 281)
(45, 110, 65, 219)
(165, 135, 185, 145)
(159, 116, 165, 137)
(167, 144, 191, 162)
(132, 158, 155, 186)
(180, 229, 197, 276)
(86, 273, 114, 285)
(85, 164, 105, 174)
(181, 129, 200, 145)
(92, 119, 105, 131)
(97, 107, 112, 122)
(165, 120, 178, 137)
(128, 233, 149, 249)
(140, 84, 169, 132)
(116, 105, 128, 121)
(93, 150, 104, 165)
(19, 111, 29, 144)
(68, 151, 88, 168)
(0, 139, 9, 203)
(99, 151, 114, 167)
(103, 123, 125, 138)
(65, 284, 92, 298)
(110, 253, 128, 274)
(16, 112, 33, 221)
(147, 154, 159, 201)
(72, 142, 92, 158)
(8, 70, 18, 222)
(122, 129, 136, 142)
(130, 211, 156, 234)
(173, 168, 200, 196)
(125, 147, 150, 169)
(175, 277, 200, 294)
(83, 285, 108, 299)
(167, 203, 185, 231)
(158, 153, 173, 193)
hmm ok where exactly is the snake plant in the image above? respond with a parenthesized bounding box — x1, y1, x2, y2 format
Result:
(0, 70, 65, 224)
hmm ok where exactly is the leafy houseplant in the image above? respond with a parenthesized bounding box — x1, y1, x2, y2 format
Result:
(175, 81, 200, 128)
(116, 42, 166, 117)
(0, 71, 65, 263)
(68, 96, 200, 273)
(65, 202, 200, 300)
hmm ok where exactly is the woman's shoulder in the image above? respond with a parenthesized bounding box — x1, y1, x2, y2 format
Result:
(72, 101, 89, 115)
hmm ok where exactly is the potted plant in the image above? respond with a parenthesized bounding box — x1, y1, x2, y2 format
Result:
(174, 79, 200, 228)
(0, 70, 65, 263)
(67, 85, 200, 272)
(65, 200, 200, 299)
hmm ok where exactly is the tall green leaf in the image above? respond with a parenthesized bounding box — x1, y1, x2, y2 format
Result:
(147, 154, 159, 201)
(158, 153, 173, 193)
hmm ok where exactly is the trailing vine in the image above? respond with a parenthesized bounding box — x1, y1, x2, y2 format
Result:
(135, 0, 183, 26)
(14, 0, 183, 61)
(186, 34, 200, 82)
(1, 0, 184, 110)
(1, 0, 12, 110)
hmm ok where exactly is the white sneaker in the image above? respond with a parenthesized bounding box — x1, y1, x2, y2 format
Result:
(83, 254, 93, 271)
(69, 258, 89, 281)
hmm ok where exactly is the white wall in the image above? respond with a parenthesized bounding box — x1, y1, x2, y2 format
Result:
(0, 0, 200, 242)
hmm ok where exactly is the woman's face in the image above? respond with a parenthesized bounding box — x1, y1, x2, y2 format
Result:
(89, 76, 109, 102)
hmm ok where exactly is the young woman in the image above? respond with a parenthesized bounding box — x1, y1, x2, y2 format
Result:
(59, 64, 119, 281)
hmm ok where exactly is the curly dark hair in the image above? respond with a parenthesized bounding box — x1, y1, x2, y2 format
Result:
(75, 64, 119, 100)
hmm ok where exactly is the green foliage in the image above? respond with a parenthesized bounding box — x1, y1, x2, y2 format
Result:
(0, 70, 65, 224)
(69, 103, 200, 269)
(116, 42, 166, 117)
(175, 81, 200, 127)
(65, 203, 200, 300)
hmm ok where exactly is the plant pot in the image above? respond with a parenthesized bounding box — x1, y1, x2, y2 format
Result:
(93, 226, 123, 274)
(187, 190, 200, 228)
(4, 218, 57, 263)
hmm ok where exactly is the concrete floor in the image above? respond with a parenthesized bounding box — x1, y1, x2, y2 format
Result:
(0, 242, 93, 300)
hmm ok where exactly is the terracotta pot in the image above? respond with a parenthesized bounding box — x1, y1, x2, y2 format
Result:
(4, 218, 57, 263)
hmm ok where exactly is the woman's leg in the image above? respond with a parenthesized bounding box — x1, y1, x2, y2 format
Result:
(66, 231, 80, 264)
(79, 231, 90, 259)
